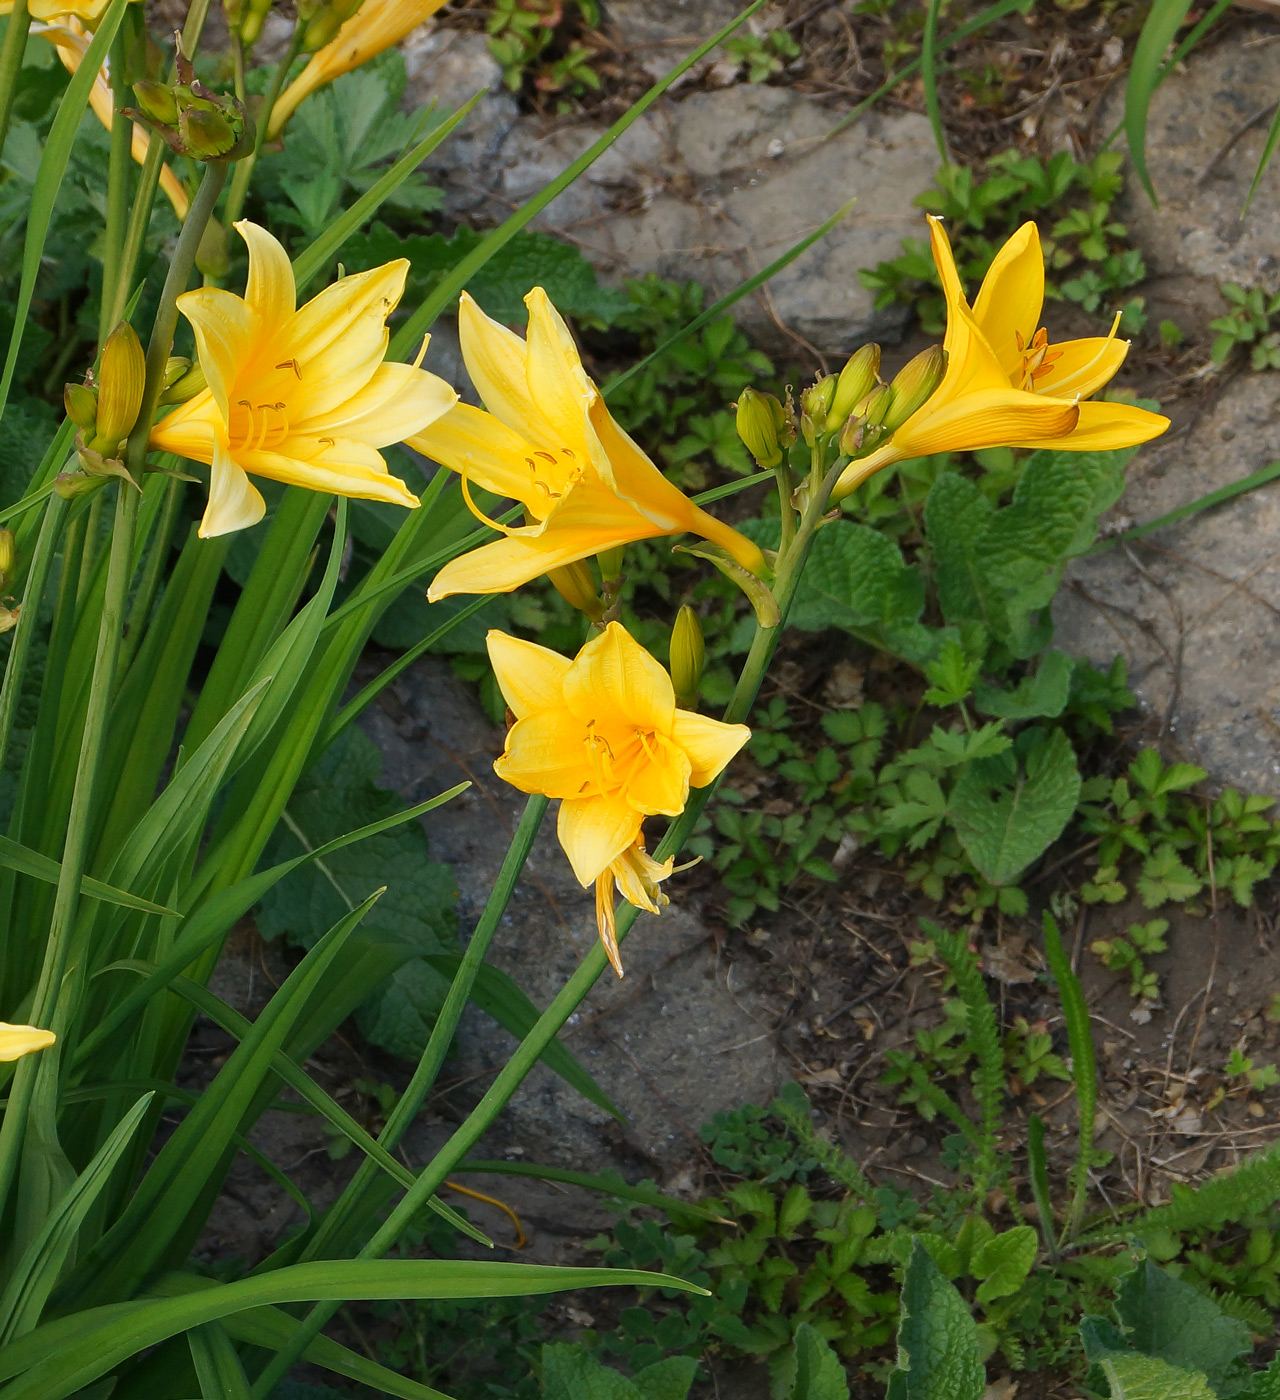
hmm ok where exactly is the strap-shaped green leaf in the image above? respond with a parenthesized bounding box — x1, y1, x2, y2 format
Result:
(0, 0, 129, 421)
(0, 1259, 708, 1400)
(1124, 0, 1196, 206)
(188, 1323, 252, 1400)
(0, 836, 176, 917)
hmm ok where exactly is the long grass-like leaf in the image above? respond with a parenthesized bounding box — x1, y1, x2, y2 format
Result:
(1125, 0, 1196, 206)
(387, 0, 770, 359)
(188, 1322, 252, 1400)
(0, 836, 176, 917)
(0, 0, 129, 421)
(0, 1260, 707, 1400)
(1041, 912, 1096, 1245)
(1245, 103, 1280, 214)
(0, 1093, 153, 1344)
(452, 1159, 727, 1221)
(921, 0, 947, 163)
(1026, 1113, 1057, 1260)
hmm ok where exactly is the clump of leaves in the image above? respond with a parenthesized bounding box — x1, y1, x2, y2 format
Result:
(1090, 918, 1168, 1014)
(861, 151, 1145, 334)
(725, 27, 802, 83)
(487, 0, 604, 110)
(1210, 283, 1280, 370)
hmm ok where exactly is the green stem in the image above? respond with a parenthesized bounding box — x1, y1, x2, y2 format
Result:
(0, 0, 30, 181)
(222, 23, 304, 231)
(99, 25, 133, 350)
(123, 160, 227, 486)
(298, 796, 550, 1266)
(77, 492, 104, 608)
(0, 496, 65, 786)
(117, 476, 184, 674)
(250, 468, 841, 1397)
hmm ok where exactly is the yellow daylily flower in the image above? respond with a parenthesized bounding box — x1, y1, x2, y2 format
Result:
(411, 290, 766, 601)
(150, 220, 457, 539)
(487, 623, 750, 976)
(268, 0, 450, 140)
(1, 0, 106, 17)
(834, 217, 1169, 498)
(35, 19, 189, 220)
(0, 1021, 55, 1062)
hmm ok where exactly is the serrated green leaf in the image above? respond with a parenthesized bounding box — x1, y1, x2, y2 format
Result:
(776, 1322, 850, 1400)
(885, 1240, 984, 1400)
(925, 473, 1001, 632)
(1102, 1353, 1216, 1400)
(1115, 1260, 1252, 1394)
(974, 649, 1073, 720)
(948, 727, 1080, 885)
(971, 1226, 1037, 1305)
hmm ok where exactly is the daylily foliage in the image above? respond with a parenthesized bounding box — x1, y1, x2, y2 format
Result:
(486, 624, 750, 975)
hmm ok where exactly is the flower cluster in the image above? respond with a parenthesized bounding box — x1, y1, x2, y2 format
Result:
(138, 217, 1166, 975)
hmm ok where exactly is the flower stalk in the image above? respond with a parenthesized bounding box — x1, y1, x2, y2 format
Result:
(0, 0, 29, 180)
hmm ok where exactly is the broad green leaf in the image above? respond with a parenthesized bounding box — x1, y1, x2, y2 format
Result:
(1102, 1353, 1216, 1400)
(772, 1323, 850, 1400)
(971, 1225, 1037, 1304)
(1124, 0, 1196, 206)
(541, 1342, 645, 1400)
(1115, 1260, 1251, 1395)
(1236, 1357, 1280, 1400)
(924, 473, 1000, 633)
(633, 1358, 701, 1400)
(948, 727, 1080, 885)
(0, 1260, 707, 1400)
(885, 1240, 984, 1400)
(974, 649, 1073, 721)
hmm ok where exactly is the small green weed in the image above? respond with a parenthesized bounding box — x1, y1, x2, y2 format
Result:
(1210, 283, 1280, 369)
(1090, 918, 1168, 1011)
(725, 28, 803, 83)
(487, 0, 604, 108)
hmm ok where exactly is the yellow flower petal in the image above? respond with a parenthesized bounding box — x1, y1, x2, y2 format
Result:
(624, 735, 691, 817)
(408, 402, 543, 507)
(242, 443, 419, 508)
(1033, 333, 1129, 401)
(885, 386, 1079, 460)
(458, 292, 562, 452)
(495, 710, 595, 800)
(564, 622, 676, 737)
(297, 361, 457, 446)
(150, 392, 220, 464)
(486, 630, 572, 718)
(523, 287, 594, 449)
(0, 1021, 55, 1062)
(927, 218, 1013, 398)
(972, 221, 1043, 383)
(200, 433, 266, 539)
(172, 287, 255, 419)
(1003, 399, 1169, 453)
(557, 792, 644, 886)
(237, 221, 296, 336)
(585, 397, 768, 575)
(672, 709, 752, 788)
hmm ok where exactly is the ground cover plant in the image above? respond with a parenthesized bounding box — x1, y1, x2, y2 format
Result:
(0, 1, 1276, 1399)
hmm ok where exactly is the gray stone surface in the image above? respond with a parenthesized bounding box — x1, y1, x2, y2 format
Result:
(1054, 373, 1280, 795)
(459, 84, 935, 355)
(603, 0, 742, 82)
(359, 657, 783, 1181)
(1107, 35, 1280, 286)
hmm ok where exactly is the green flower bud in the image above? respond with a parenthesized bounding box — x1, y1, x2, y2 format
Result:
(597, 544, 626, 583)
(162, 356, 191, 390)
(0, 528, 16, 586)
(736, 388, 783, 470)
(196, 218, 230, 280)
(670, 605, 705, 709)
(302, 8, 344, 50)
(158, 362, 207, 406)
(882, 346, 948, 433)
(827, 344, 881, 430)
(547, 561, 603, 622)
(54, 470, 107, 501)
(801, 374, 836, 425)
(92, 322, 145, 452)
(131, 78, 179, 125)
(852, 385, 893, 427)
(64, 382, 98, 434)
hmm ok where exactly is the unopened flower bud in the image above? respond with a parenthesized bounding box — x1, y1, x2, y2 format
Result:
(157, 362, 207, 406)
(54, 470, 106, 501)
(132, 78, 179, 125)
(828, 344, 881, 430)
(853, 385, 893, 427)
(0, 529, 16, 586)
(92, 322, 145, 452)
(670, 605, 704, 709)
(598, 545, 625, 583)
(162, 356, 191, 390)
(0, 604, 19, 635)
(801, 375, 836, 426)
(548, 561, 603, 622)
(838, 413, 865, 457)
(64, 382, 98, 433)
(882, 346, 947, 433)
(736, 388, 784, 470)
(196, 218, 230, 280)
